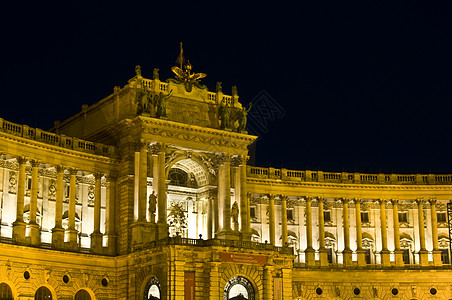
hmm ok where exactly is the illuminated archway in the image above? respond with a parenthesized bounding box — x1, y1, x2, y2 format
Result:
(224, 276, 255, 300)
(143, 277, 161, 300)
(0, 282, 14, 300)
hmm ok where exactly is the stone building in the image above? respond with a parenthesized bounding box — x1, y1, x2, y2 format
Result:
(0, 62, 451, 299)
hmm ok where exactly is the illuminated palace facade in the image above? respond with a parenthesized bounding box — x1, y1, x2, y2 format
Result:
(0, 64, 451, 300)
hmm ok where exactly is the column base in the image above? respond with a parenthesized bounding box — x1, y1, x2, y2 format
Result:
(90, 231, 103, 254)
(240, 230, 252, 241)
(394, 249, 404, 267)
(356, 249, 366, 267)
(432, 250, 442, 266)
(51, 227, 65, 249)
(65, 229, 79, 251)
(105, 234, 117, 255)
(380, 250, 391, 267)
(216, 229, 240, 240)
(418, 250, 429, 267)
(131, 222, 158, 247)
(318, 248, 329, 267)
(28, 223, 40, 246)
(305, 248, 316, 267)
(12, 221, 26, 244)
(342, 249, 353, 266)
(157, 222, 169, 240)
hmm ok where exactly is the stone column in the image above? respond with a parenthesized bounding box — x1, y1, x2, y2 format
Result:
(355, 198, 366, 266)
(269, 194, 275, 245)
(28, 160, 40, 245)
(240, 156, 251, 239)
(105, 175, 117, 255)
(12, 157, 26, 244)
(91, 173, 103, 252)
(66, 168, 78, 249)
(305, 197, 315, 267)
(216, 162, 224, 235)
(318, 197, 328, 267)
(430, 199, 442, 266)
(379, 199, 390, 266)
(281, 195, 288, 246)
(391, 199, 404, 266)
(52, 166, 65, 248)
(263, 265, 274, 300)
(207, 195, 213, 239)
(138, 141, 148, 222)
(157, 144, 168, 239)
(416, 199, 429, 266)
(223, 155, 231, 231)
(342, 198, 353, 266)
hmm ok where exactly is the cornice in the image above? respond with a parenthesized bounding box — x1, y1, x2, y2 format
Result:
(0, 132, 120, 166)
(136, 116, 257, 150)
(246, 177, 452, 191)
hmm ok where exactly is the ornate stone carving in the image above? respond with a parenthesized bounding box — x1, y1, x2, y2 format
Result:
(48, 180, 56, 200)
(230, 155, 243, 168)
(8, 171, 16, 194)
(149, 143, 162, 155)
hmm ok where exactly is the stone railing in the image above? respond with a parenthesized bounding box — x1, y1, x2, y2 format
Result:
(0, 118, 116, 158)
(247, 166, 452, 185)
(139, 78, 233, 104)
(132, 236, 293, 255)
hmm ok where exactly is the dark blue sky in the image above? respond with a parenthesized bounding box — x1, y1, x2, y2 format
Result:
(1, 1, 452, 173)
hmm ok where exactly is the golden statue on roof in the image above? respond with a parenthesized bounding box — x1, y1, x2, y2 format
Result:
(170, 42, 207, 92)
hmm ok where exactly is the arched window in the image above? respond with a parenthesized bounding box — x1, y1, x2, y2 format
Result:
(0, 283, 14, 300)
(35, 286, 52, 300)
(75, 289, 91, 300)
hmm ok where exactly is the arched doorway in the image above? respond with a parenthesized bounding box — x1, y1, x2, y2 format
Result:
(0, 283, 14, 300)
(143, 277, 161, 300)
(35, 286, 52, 300)
(74, 289, 92, 300)
(166, 158, 210, 239)
(224, 276, 255, 300)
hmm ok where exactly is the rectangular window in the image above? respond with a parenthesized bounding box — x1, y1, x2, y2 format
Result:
(324, 211, 331, 222)
(403, 249, 410, 264)
(327, 248, 333, 263)
(398, 212, 408, 223)
(441, 249, 449, 264)
(361, 212, 369, 223)
(64, 185, 70, 198)
(365, 249, 371, 264)
(287, 209, 293, 220)
(27, 177, 32, 190)
(437, 212, 447, 223)
(250, 207, 256, 219)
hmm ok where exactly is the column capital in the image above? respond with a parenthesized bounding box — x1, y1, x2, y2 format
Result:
(268, 194, 275, 200)
(415, 198, 424, 205)
(390, 199, 399, 205)
(352, 198, 361, 204)
(216, 153, 227, 164)
(30, 159, 40, 168)
(279, 194, 288, 201)
(17, 156, 27, 165)
(149, 142, 163, 155)
(377, 199, 387, 205)
(94, 172, 103, 180)
(339, 197, 350, 204)
(305, 196, 312, 203)
(105, 173, 118, 181)
(69, 168, 78, 176)
(429, 198, 437, 205)
(56, 165, 65, 173)
(230, 155, 243, 168)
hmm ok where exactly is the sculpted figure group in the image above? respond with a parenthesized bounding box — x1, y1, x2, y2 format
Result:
(137, 86, 173, 119)
(218, 99, 252, 132)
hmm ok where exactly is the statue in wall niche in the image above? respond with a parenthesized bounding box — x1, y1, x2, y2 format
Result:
(218, 100, 231, 129)
(155, 90, 173, 119)
(231, 201, 239, 231)
(236, 103, 252, 132)
(149, 191, 157, 222)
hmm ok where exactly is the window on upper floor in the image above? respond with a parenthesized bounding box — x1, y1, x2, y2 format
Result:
(398, 212, 408, 223)
(437, 212, 447, 223)
(287, 209, 294, 221)
(361, 212, 369, 223)
(324, 211, 331, 223)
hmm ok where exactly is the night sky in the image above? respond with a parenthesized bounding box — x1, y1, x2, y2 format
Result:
(2, 2, 452, 174)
